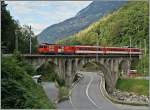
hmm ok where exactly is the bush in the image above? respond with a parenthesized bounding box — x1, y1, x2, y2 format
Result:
(37, 62, 57, 81)
(58, 86, 69, 100)
(56, 78, 66, 87)
(1, 56, 54, 109)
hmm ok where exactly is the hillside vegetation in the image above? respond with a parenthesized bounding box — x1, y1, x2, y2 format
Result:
(116, 79, 149, 96)
(57, 1, 148, 47)
(1, 53, 55, 109)
(57, 1, 149, 75)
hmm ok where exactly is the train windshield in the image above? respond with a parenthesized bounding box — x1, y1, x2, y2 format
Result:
(39, 45, 47, 48)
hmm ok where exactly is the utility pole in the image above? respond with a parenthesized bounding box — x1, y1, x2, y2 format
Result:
(139, 41, 142, 70)
(29, 25, 32, 54)
(15, 30, 18, 52)
(96, 37, 99, 62)
(139, 41, 141, 49)
(144, 39, 147, 56)
(129, 36, 132, 60)
(128, 36, 132, 72)
(96, 30, 102, 62)
(143, 39, 146, 76)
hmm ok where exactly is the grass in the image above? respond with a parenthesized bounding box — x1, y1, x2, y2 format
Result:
(116, 78, 149, 96)
(55, 80, 69, 102)
(58, 86, 69, 101)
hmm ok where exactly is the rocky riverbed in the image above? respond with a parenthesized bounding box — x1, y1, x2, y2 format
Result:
(110, 89, 149, 104)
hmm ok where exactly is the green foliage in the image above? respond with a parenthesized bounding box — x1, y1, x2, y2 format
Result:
(57, 1, 149, 75)
(37, 62, 66, 87)
(116, 79, 149, 96)
(1, 2, 38, 54)
(16, 25, 38, 53)
(82, 62, 100, 72)
(58, 1, 148, 48)
(37, 62, 58, 81)
(36, 61, 68, 101)
(1, 56, 55, 109)
(57, 78, 66, 87)
(136, 54, 149, 76)
(58, 86, 69, 100)
(57, 36, 81, 45)
(57, 1, 148, 47)
(1, 1, 18, 53)
(12, 51, 37, 76)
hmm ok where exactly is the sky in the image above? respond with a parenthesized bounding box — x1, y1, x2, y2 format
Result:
(6, 1, 92, 35)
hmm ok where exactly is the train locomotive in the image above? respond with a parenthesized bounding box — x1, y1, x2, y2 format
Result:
(37, 43, 142, 55)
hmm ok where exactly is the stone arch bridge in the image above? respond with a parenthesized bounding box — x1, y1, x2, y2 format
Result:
(23, 54, 141, 93)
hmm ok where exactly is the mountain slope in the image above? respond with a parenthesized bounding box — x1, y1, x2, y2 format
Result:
(37, 1, 126, 43)
(58, 1, 148, 47)
(57, 1, 149, 75)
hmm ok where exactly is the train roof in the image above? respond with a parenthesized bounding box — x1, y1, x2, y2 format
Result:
(40, 43, 60, 45)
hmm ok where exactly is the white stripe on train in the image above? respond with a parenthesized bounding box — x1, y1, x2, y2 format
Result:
(75, 50, 141, 54)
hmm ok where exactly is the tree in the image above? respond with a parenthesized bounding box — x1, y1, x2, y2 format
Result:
(17, 25, 38, 53)
(1, 1, 18, 53)
(1, 1, 38, 54)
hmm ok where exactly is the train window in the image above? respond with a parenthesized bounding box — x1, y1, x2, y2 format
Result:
(78, 47, 101, 51)
(132, 49, 140, 52)
(91, 48, 97, 51)
(43, 46, 46, 48)
(39, 45, 44, 48)
(80, 47, 87, 50)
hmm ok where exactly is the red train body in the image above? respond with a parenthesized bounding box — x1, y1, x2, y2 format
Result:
(37, 43, 59, 54)
(37, 43, 142, 55)
(63, 46, 75, 54)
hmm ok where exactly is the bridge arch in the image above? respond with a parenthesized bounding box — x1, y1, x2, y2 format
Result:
(23, 54, 140, 91)
(81, 61, 114, 93)
(95, 62, 114, 93)
(77, 59, 85, 70)
(119, 59, 130, 76)
(36, 60, 60, 81)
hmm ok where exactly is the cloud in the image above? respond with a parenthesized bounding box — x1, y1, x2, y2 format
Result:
(6, 1, 92, 35)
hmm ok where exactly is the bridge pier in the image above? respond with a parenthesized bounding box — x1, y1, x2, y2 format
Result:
(58, 58, 63, 79)
(119, 59, 130, 76)
(23, 54, 139, 92)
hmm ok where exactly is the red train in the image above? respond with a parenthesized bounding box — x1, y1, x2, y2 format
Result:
(37, 43, 142, 55)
